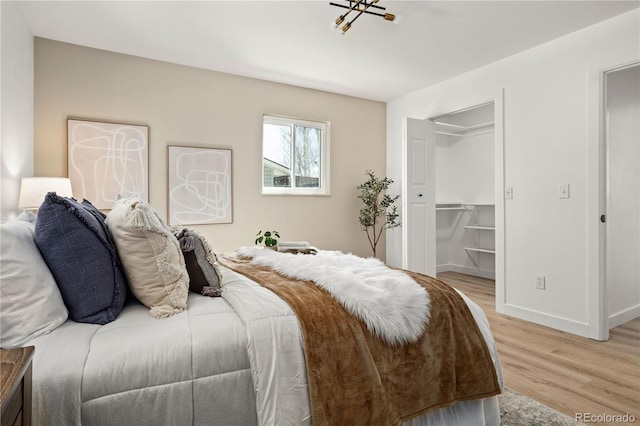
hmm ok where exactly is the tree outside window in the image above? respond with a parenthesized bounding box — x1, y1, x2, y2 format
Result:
(262, 116, 330, 195)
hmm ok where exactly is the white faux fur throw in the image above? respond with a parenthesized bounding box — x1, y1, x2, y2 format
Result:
(236, 247, 431, 345)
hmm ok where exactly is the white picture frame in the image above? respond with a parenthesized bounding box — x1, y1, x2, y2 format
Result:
(168, 146, 233, 225)
(67, 119, 149, 209)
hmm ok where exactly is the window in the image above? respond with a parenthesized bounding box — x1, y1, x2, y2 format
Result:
(262, 115, 330, 195)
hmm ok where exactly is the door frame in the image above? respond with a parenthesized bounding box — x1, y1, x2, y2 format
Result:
(587, 51, 640, 341)
(402, 88, 506, 310)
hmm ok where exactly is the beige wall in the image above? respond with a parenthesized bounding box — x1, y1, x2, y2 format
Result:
(34, 38, 387, 258)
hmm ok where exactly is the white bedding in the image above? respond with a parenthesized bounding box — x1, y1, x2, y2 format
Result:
(28, 266, 503, 426)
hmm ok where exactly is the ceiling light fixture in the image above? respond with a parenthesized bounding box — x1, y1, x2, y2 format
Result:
(330, 0, 395, 33)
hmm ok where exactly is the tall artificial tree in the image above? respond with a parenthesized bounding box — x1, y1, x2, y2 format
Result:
(357, 170, 400, 257)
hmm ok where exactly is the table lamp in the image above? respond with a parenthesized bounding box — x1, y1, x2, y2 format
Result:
(18, 177, 73, 210)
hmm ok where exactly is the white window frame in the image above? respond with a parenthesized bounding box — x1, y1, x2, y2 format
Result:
(262, 114, 331, 196)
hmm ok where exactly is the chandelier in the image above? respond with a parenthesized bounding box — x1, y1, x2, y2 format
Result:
(330, 0, 396, 33)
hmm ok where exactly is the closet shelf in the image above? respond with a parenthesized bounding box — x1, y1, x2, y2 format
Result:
(434, 120, 495, 138)
(435, 203, 494, 211)
(464, 247, 496, 254)
(464, 225, 495, 231)
(436, 203, 466, 211)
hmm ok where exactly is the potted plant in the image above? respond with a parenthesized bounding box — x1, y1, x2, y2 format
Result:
(255, 230, 280, 250)
(357, 170, 400, 257)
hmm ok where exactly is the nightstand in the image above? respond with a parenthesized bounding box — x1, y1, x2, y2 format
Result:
(0, 347, 34, 426)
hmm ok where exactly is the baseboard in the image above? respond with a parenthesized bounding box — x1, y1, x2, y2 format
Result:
(436, 263, 495, 280)
(436, 264, 452, 274)
(491, 302, 637, 338)
(609, 304, 640, 329)
(497, 303, 590, 337)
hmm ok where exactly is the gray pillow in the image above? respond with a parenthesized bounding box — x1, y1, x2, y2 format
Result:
(174, 228, 223, 297)
(34, 193, 128, 324)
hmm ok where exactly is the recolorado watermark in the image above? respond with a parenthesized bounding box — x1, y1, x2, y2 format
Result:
(575, 412, 637, 424)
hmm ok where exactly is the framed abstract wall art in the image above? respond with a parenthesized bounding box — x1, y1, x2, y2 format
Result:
(67, 119, 149, 209)
(168, 146, 233, 225)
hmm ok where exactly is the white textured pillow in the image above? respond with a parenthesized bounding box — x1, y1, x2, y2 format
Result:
(0, 219, 68, 348)
(106, 197, 189, 318)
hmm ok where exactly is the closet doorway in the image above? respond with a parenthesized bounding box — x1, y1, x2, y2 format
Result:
(432, 103, 496, 280)
(403, 90, 505, 307)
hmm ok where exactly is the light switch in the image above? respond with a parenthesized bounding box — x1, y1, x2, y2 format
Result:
(560, 184, 570, 199)
(505, 186, 513, 200)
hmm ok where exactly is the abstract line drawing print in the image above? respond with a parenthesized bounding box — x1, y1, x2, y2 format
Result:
(68, 119, 148, 209)
(168, 146, 232, 225)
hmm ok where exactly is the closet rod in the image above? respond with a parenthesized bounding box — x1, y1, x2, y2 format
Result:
(428, 101, 494, 122)
(435, 120, 494, 134)
(434, 121, 467, 130)
(466, 121, 494, 130)
(436, 131, 464, 137)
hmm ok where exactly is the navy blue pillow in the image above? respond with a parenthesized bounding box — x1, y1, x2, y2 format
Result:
(34, 193, 128, 324)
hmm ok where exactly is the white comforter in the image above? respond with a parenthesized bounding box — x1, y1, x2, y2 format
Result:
(28, 267, 503, 426)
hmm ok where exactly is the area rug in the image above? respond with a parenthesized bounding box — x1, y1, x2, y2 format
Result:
(499, 388, 585, 426)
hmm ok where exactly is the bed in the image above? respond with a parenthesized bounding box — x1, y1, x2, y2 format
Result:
(0, 195, 503, 425)
(27, 265, 503, 426)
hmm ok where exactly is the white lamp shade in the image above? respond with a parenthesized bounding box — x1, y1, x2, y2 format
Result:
(18, 177, 74, 209)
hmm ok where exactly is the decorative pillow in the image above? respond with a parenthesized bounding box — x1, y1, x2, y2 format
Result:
(106, 197, 189, 318)
(174, 228, 223, 297)
(34, 194, 128, 324)
(16, 209, 36, 224)
(0, 218, 69, 348)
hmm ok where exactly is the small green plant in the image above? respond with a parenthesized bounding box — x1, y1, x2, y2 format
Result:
(255, 230, 280, 248)
(357, 170, 400, 257)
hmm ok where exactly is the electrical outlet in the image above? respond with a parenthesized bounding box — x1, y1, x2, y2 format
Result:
(535, 275, 546, 290)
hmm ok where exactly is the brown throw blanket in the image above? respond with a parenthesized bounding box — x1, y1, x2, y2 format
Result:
(220, 254, 501, 426)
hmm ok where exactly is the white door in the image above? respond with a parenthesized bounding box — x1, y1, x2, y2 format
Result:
(405, 118, 436, 276)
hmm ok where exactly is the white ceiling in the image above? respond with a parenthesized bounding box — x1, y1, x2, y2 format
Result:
(18, 1, 639, 102)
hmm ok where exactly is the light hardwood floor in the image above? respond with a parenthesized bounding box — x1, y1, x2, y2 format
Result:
(437, 271, 640, 426)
